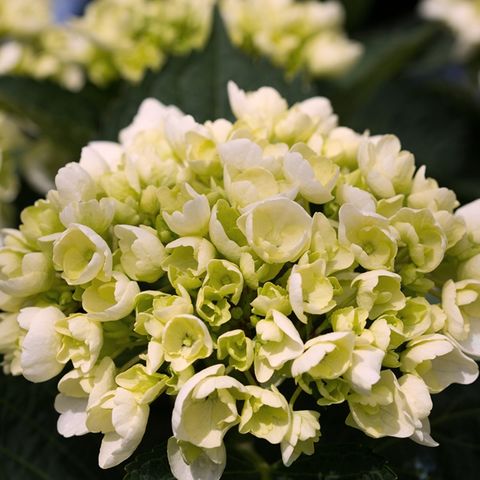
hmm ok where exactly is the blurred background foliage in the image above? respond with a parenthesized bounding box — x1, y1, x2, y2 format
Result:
(1, 0, 480, 479)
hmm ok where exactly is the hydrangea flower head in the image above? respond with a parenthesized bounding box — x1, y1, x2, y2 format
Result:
(1, 82, 479, 479)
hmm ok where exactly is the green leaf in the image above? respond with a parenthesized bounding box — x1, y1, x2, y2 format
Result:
(123, 444, 261, 480)
(100, 8, 315, 140)
(340, 0, 375, 30)
(328, 20, 439, 118)
(124, 440, 397, 480)
(124, 444, 175, 480)
(274, 443, 397, 479)
(0, 373, 121, 480)
(0, 76, 98, 149)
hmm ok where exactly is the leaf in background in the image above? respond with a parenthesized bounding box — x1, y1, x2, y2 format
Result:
(123, 441, 261, 480)
(0, 76, 98, 150)
(327, 20, 439, 119)
(100, 9, 315, 140)
(124, 440, 397, 480)
(0, 201, 15, 228)
(273, 443, 397, 479)
(0, 373, 122, 480)
(124, 444, 175, 480)
(340, 0, 376, 31)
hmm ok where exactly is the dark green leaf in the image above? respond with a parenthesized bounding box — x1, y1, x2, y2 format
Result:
(124, 444, 175, 480)
(0, 373, 122, 480)
(123, 443, 261, 480)
(273, 444, 397, 479)
(340, 0, 375, 30)
(0, 76, 98, 149)
(100, 9, 315, 140)
(124, 441, 397, 480)
(328, 20, 439, 118)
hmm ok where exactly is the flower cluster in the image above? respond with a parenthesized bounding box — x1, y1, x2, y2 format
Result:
(220, 0, 363, 76)
(0, 0, 215, 90)
(420, 0, 480, 56)
(0, 0, 361, 90)
(1, 82, 480, 479)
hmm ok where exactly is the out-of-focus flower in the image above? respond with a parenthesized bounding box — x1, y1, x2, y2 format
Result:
(220, 0, 363, 77)
(0, 0, 216, 90)
(1, 0, 362, 91)
(420, 0, 480, 56)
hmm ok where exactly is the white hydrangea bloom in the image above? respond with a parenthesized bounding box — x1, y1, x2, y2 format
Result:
(1, 82, 480, 478)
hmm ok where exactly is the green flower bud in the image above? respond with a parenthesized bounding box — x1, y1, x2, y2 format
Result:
(20, 200, 63, 245)
(115, 364, 167, 404)
(60, 198, 115, 234)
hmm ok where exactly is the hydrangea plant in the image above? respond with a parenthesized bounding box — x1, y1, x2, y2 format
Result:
(0, 0, 361, 90)
(220, 0, 363, 77)
(0, 0, 216, 90)
(1, 82, 480, 479)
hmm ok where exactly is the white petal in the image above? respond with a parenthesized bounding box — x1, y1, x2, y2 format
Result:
(345, 346, 384, 395)
(54, 394, 89, 438)
(167, 437, 226, 480)
(19, 307, 65, 382)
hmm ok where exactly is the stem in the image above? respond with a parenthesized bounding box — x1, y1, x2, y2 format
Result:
(305, 319, 313, 340)
(234, 441, 272, 480)
(429, 286, 442, 299)
(118, 354, 142, 372)
(289, 386, 303, 408)
(0, 446, 50, 480)
(244, 370, 258, 386)
(314, 317, 330, 336)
